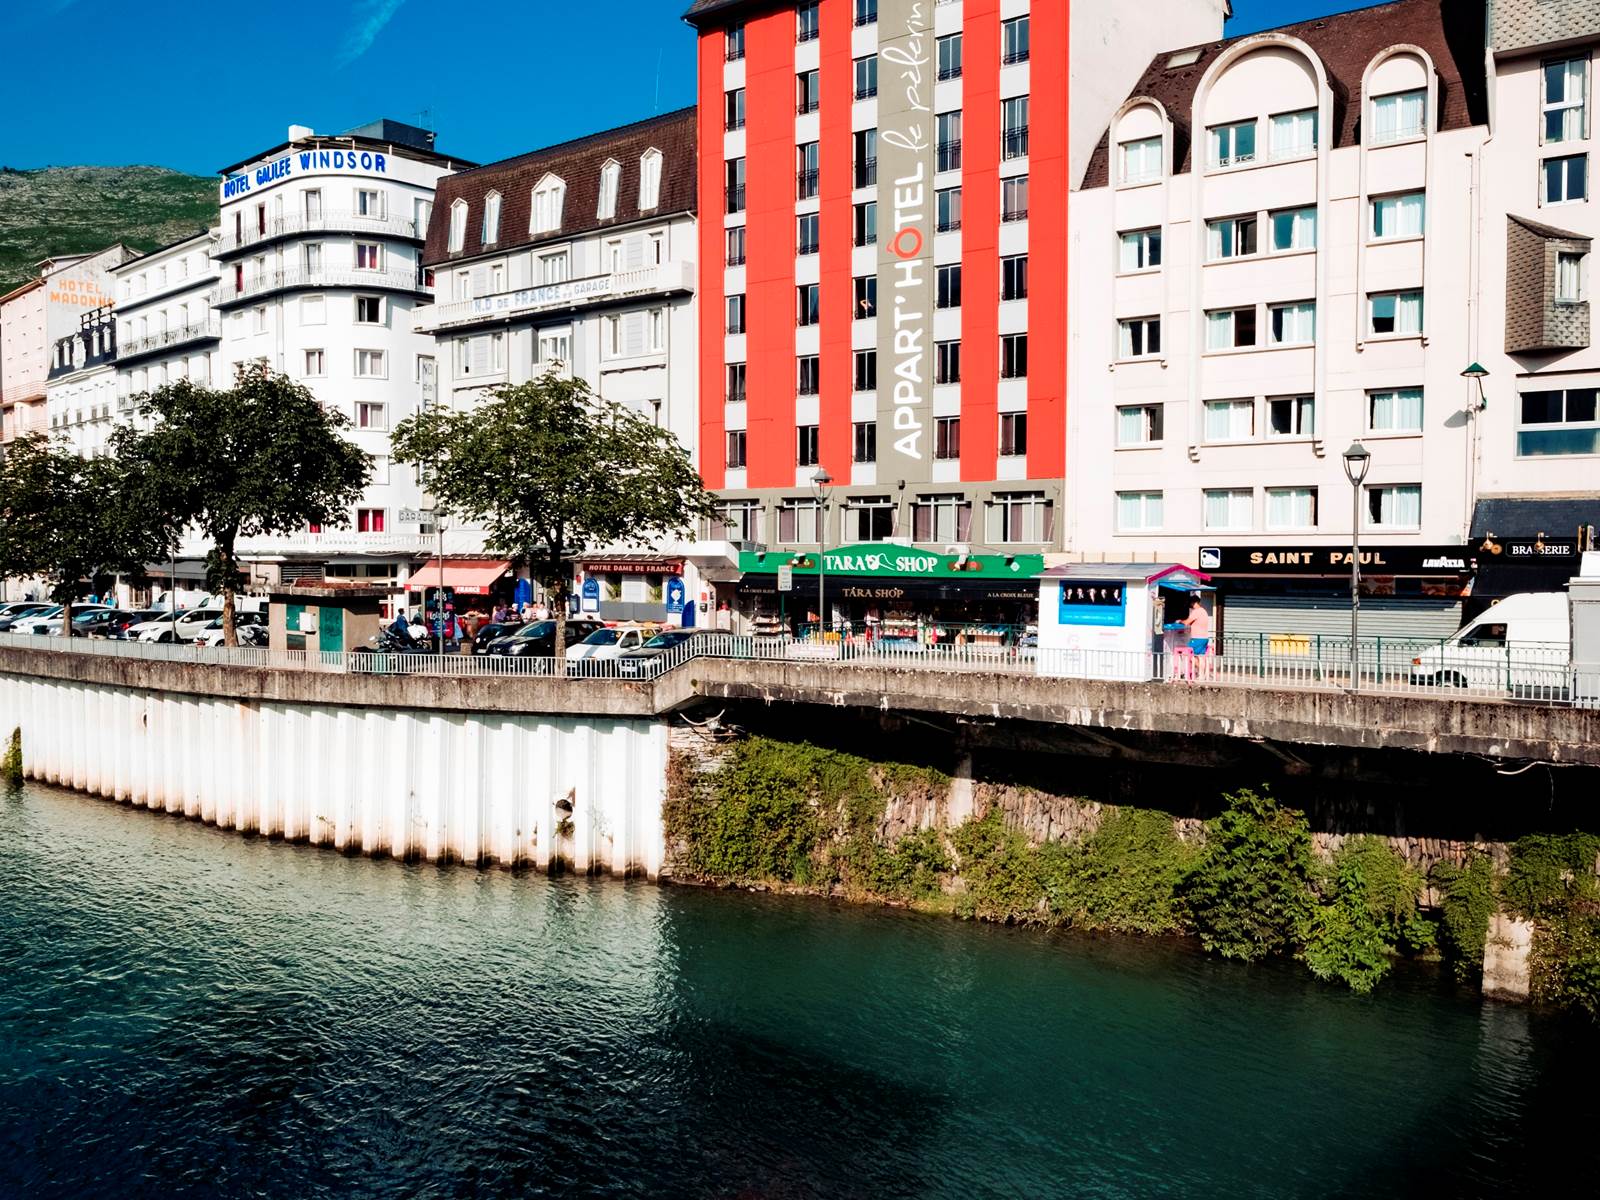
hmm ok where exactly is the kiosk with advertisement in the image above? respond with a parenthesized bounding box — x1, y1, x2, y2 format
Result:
(1037, 563, 1213, 681)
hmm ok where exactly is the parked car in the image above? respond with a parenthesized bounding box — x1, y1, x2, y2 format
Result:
(13, 605, 97, 636)
(0, 603, 57, 632)
(482, 618, 605, 658)
(111, 608, 176, 639)
(42, 608, 134, 638)
(565, 623, 660, 662)
(614, 628, 706, 676)
(194, 611, 267, 647)
(1409, 592, 1569, 695)
(134, 607, 223, 643)
(469, 620, 526, 655)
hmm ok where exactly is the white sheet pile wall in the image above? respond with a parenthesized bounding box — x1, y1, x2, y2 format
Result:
(0, 673, 667, 875)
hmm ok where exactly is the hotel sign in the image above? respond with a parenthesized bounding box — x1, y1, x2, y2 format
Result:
(875, 0, 935, 484)
(222, 147, 390, 201)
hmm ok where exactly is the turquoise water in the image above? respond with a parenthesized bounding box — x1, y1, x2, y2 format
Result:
(1, 782, 1593, 1198)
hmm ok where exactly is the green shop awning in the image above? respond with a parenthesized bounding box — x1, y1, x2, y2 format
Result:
(739, 543, 1044, 581)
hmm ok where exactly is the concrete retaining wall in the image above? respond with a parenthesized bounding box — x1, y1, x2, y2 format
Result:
(0, 671, 667, 875)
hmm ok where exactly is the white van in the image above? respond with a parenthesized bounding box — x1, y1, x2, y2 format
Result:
(1409, 592, 1569, 695)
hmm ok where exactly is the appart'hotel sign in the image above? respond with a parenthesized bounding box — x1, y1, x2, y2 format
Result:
(875, 0, 934, 484)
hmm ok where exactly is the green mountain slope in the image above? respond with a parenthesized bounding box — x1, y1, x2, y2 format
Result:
(0, 166, 217, 294)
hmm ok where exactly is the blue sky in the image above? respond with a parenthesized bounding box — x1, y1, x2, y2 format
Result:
(3, 0, 1379, 174)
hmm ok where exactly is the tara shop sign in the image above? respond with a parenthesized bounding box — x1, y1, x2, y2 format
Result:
(1198, 545, 1482, 575)
(739, 544, 1044, 579)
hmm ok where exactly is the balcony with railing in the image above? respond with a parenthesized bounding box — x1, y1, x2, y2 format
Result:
(1002, 127, 1030, 160)
(413, 259, 695, 334)
(216, 210, 421, 256)
(213, 267, 430, 308)
(116, 318, 222, 365)
(796, 168, 819, 199)
(726, 185, 746, 213)
(937, 141, 962, 173)
(854, 157, 877, 188)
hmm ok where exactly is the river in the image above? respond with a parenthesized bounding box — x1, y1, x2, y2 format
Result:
(1, 782, 1594, 1198)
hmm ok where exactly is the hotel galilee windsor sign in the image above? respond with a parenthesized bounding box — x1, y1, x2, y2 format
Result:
(876, 0, 935, 485)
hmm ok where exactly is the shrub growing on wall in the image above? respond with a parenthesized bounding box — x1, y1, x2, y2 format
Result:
(1430, 853, 1497, 982)
(1179, 787, 1315, 962)
(1044, 808, 1195, 934)
(1301, 836, 1431, 994)
(1509, 832, 1600, 1018)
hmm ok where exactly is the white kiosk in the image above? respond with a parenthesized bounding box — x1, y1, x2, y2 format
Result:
(1036, 563, 1214, 680)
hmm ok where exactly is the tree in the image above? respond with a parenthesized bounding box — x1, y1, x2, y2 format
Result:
(112, 364, 370, 645)
(390, 372, 717, 658)
(0, 434, 174, 635)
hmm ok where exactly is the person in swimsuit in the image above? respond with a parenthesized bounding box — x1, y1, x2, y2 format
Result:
(1182, 595, 1212, 655)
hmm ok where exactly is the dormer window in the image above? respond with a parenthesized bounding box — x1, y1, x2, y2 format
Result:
(481, 190, 501, 244)
(447, 199, 467, 252)
(639, 148, 662, 210)
(596, 160, 621, 220)
(532, 175, 566, 234)
(1118, 136, 1162, 185)
(1370, 89, 1426, 145)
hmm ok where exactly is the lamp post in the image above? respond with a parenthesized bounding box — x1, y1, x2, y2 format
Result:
(811, 468, 833, 638)
(1461, 362, 1489, 544)
(1342, 441, 1372, 689)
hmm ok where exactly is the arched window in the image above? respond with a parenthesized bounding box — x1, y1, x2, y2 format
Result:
(481, 190, 502, 244)
(447, 199, 468, 252)
(532, 174, 566, 233)
(597, 159, 621, 220)
(638, 148, 662, 210)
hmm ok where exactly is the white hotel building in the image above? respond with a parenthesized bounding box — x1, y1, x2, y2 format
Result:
(417, 108, 702, 621)
(1066, 0, 1527, 640)
(206, 119, 471, 598)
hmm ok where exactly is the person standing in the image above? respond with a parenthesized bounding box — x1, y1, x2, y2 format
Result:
(1181, 595, 1213, 656)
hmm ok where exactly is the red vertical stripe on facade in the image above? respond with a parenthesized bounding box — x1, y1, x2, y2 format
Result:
(697, 31, 727, 490)
(818, 1, 853, 480)
(744, 11, 797, 489)
(1027, 0, 1068, 479)
(960, 0, 1001, 481)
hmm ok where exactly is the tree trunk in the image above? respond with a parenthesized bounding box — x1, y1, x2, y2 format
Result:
(551, 577, 570, 665)
(219, 541, 238, 648)
(61, 596, 73, 640)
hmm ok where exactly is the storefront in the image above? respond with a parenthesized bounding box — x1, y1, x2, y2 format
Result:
(1196, 544, 1476, 644)
(575, 554, 688, 625)
(1469, 497, 1596, 621)
(734, 544, 1045, 644)
(405, 558, 514, 617)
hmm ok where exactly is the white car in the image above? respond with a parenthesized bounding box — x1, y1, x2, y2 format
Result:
(132, 608, 222, 643)
(1409, 592, 1570, 695)
(194, 612, 266, 646)
(13, 605, 95, 636)
(565, 624, 660, 662)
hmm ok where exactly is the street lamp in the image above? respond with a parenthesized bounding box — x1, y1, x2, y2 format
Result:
(811, 468, 833, 638)
(1342, 441, 1372, 689)
(1460, 361, 1489, 411)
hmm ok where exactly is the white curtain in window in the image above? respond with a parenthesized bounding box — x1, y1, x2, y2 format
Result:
(1270, 110, 1316, 158)
(1273, 207, 1316, 251)
(1374, 192, 1425, 239)
(1373, 485, 1421, 527)
(1272, 303, 1315, 345)
(1121, 138, 1160, 182)
(1267, 488, 1313, 528)
(1557, 253, 1583, 301)
(1117, 407, 1147, 444)
(1398, 291, 1423, 333)
(1547, 59, 1587, 142)
(1370, 389, 1423, 431)
(1205, 311, 1233, 350)
(1204, 489, 1249, 530)
(1204, 400, 1251, 441)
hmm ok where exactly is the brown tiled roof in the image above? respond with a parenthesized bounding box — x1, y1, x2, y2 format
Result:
(682, 0, 783, 26)
(1508, 213, 1590, 243)
(422, 107, 697, 267)
(1079, 0, 1488, 190)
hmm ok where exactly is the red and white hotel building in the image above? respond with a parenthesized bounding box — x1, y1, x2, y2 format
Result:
(683, 0, 1228, 561)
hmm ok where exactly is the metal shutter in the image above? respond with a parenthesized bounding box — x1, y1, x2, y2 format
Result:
(1219, 594, 1463, 642)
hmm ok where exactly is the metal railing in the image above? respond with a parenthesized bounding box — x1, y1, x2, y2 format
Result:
(217, 211, 419, 254)
(1, 630, 1585, 706)
(117, 319, 221, 359)
(214, 268, 428, 306)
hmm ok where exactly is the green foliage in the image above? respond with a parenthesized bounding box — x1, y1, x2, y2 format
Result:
(0, 435, 175, 621)
(1179, 786, 1316, 962)
(0, 166, 217, 294)
(1504, 832, 1600, 917)
(2, 728, 21, 788)
(867, 827, 951, 902)
(949, 810, 1046, 923)
(1301, 837, 1430, 994)
(1430, 854, 1498, 981)
(1511, 833, 1600, 1019)
(113, 364, 370, 644)
(390, 373, 716, 655)
(1042, 808, 1196, 934)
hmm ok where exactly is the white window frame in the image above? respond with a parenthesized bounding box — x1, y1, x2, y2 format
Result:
(354, 242, 383, 272)
(1115, 404, 1163, 447)
(354, 294, 383, 325)
(1367, 388, 1424, 434)
(1118, 137, 1162, 186)
(639, 148, 662, 209)
(1543, 153, 1589, 205)
(353, 349, 387, 379)
(1368, 290, 1424, 338)
(481, 190, 501, 244)
(1269, 207, 1316, 253)
(531, 175, 567, 233)
(597, 159, 621, 220)
(1267, 302, 1316, 347)
(1206, 214, 1257, 261)
(303, 348, 325, 377)
(1203, 488, 1254, 532)
(1265, 487, 1318, 531)
(1556, 251, 1585, 303)
(1265, 394, 1315, 438)
(1543, 56, 1589, 144)
(1371, 192, 1425, 241)
(447, 200, 467, 252)
(1118, 228, 1161, 272)
(1516, 387, 1600, 457)
(1269, 108, 1317, 160)
(1370, 89, 1427, 145)
(355, 401, 388, 430)
(1207, 119, 1257, 169)
(1202, 398, 1254, 443)
(355, 188, 385, 218)
(1115, 491, 1163, 533)
(1118, 316, 1161, 359)
(540, 249, 571, 284)
(1365, 484, 1422, 530)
